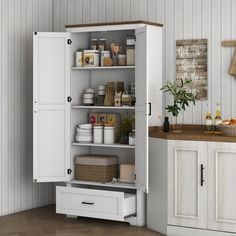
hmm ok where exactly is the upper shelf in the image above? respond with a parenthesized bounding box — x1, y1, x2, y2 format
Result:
(72, 66, 135, 70)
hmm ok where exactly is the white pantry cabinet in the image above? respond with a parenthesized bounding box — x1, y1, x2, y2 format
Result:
(148, 138, 236, 235)
(33, 21, 163, 225)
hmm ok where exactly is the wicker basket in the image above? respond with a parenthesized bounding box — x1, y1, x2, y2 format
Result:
(75, 154, 118, 182)
(219, 124, 236, 137)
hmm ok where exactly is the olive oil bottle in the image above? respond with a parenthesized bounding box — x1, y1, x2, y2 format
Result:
(204, 105, 213, 134)
(214, 103, 222, 134)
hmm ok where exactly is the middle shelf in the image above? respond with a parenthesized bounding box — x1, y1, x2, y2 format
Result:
(72, 142, 135, 149)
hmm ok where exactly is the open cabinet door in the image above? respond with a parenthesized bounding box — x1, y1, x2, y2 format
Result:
(135, 26, 163, 193)
(33, 32, 71, 182)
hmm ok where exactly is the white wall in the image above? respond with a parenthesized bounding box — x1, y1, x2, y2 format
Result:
(0, 0, 54, 216)
(53, 0, 236, 124)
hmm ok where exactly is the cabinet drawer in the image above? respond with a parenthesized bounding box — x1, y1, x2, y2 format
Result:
(56, 186, 136, 221)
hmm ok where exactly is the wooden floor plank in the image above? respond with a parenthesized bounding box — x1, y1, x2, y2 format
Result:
(0, 206, 162, 236)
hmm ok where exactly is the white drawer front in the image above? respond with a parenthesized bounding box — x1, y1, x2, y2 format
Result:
(56, 186, 136, 221)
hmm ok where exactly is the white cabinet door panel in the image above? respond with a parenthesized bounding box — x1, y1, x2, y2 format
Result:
(135, 26, 163, 193)
(33, 32, 71, 182)
(208, 142, 236, 233)
(168, 140, 207, 229)
(135, 27, 148, 193)
(38, 109, 66, 180)
(38, 37, 67, 105)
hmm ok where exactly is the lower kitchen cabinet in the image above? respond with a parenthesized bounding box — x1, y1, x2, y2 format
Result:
(208, 142, 236, 233)
(168, 140, 208, 229)
(148, 138, 236, 236)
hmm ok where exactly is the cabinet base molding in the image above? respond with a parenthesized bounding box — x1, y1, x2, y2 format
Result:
(167, 225, 236, 236)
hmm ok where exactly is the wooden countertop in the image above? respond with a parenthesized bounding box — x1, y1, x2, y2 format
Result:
(149, 126, 236, 143)
(65, 20, 163, 28)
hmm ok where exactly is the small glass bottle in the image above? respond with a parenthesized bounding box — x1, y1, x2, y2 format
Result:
(214, 103, 222, 134)
(204, 105, 213, 134)
(129, 130, 135, 146)
(120, 113, 132, 144)
(163, 117, 170, 132)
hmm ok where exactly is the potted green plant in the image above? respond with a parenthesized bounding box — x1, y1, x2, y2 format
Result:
(161, 79, 197, 133)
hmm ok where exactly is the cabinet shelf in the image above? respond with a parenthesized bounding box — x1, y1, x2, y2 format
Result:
(72, 142, 135, 149)
(70, 180, 136, 190)
(72, 66, 135, 70)
(72, 105, 135, 110)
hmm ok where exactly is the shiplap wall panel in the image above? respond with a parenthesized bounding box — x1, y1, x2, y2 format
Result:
(0, 0, 54, 217)
(52, 0, 236, 124)
(105, 0, 112, 22)
(192, 0, 202, 124)
(122, 0, 130, 21)
(221, 0, 232, 119)
(232, 1, 236, 116)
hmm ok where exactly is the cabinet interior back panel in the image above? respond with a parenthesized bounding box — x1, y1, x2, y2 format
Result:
(53, 0, 236, 124)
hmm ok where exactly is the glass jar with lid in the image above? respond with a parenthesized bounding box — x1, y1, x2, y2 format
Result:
(98, 38, 107, 51)
(91, 38, 98, 50)
(129, 130, 135, 146)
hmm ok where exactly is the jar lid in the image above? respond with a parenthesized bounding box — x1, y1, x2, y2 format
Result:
(118, 54, 126, 58)
(91, 38, 98, 41)
(93, 123, 103, 126)
(84, 50, 99, 53)
(104, 123, 114, 127)
(99, 38, 106, 41)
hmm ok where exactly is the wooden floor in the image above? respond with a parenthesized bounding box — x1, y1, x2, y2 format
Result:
(0, 205, 162, 236)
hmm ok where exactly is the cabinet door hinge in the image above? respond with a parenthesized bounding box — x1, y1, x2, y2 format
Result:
(67, 96, 72, 102)
(134, 174, 136, 180)
(67, 169, 72, 174)
(67, 39, 72, 45)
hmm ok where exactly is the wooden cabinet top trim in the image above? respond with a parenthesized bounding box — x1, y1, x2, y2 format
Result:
(149, 126, 236, 143)
(65, 20, 163, 29)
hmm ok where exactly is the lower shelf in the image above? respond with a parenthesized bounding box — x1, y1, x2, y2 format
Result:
(70, 180, 136, 190)
(72, 142, 135, 149)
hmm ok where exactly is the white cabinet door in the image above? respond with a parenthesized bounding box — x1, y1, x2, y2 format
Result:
(168, 140, 207, 229)
(33, 32, 71, 182)
(135, 26, 162, 193)
(208, 142, 236, 233)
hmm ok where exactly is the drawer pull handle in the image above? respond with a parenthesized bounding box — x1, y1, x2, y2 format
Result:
(200, 164, 205, 186)
(81, 201, 94, 205)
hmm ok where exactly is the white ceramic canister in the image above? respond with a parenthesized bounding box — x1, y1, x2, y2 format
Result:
(83, 50, 99, 67)
(100, 51, 111, 66)
(93, 124, 103, 144)
(104, 124, 114, 145)
(75, 51, 83, 67)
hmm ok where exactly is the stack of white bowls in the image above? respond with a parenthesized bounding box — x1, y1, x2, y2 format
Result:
(98, 85, 106, 96)
(83, 88, 95, 106)
(75, 124, 93, 143)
